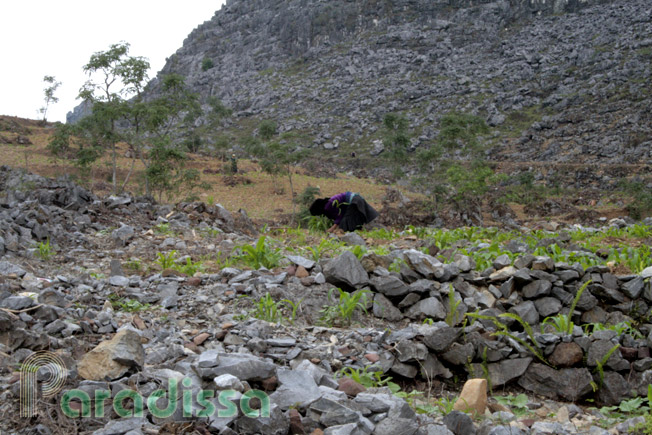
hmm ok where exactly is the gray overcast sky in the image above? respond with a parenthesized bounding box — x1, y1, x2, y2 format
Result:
(0, 1, 226, 123)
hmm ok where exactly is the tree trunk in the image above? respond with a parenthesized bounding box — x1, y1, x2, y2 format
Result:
(287, 168, 296, 224)
(121, 147, 136, 193)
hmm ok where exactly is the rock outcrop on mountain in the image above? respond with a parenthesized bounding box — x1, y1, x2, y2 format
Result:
(97, 0, 649, 172)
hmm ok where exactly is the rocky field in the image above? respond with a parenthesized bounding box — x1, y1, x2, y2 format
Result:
(2, 165, 652, 435)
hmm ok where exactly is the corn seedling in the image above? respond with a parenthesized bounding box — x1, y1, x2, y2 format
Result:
(236, 236, 283, 269)
(177, 257, 204, 276)
(319, 288, 371, 326)
(594, 343, 621, 389)
(35, 238, 54, 260)
(445, 284, 462, 326)
(249, 292, 301, 325)
(541, 280, 591, 335)
(156, 250, 177, 270)
(337, 366, 400, 393)
(125, 257, 142, 272)
(467, 311, 549, 366)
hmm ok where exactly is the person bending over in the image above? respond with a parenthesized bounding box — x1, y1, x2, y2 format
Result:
(309, 191, 379, 232)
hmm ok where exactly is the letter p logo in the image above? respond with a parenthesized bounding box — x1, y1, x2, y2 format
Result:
(20, 351, 67, 417)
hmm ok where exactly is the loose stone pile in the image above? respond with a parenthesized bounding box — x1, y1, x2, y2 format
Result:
(1, 166, 651, 434)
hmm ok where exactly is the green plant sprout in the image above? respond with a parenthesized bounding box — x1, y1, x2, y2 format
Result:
(236, 236, 283, 269)
(541, 280, 591, 335)
(156, 250, 178, 269)
(319, 288, 371, 326)
(35, 238, 54, 260)
(249, 292, 301, 325)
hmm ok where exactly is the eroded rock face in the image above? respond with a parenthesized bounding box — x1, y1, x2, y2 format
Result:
(67, 0, 650, 193)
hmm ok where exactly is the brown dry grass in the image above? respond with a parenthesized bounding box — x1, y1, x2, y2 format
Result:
(0, 116, 394, 222)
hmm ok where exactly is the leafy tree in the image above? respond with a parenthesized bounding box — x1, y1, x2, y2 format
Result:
(258, 120, 277, 140)
(39, 75, 61, 123)
(78, 42, 150, 194)
(246, 137, 310, 221)
(47, 119, 104, 182)
(128, 73, 203, 198)
(438, 111, 488, 153)
(145, 138, 202, 202)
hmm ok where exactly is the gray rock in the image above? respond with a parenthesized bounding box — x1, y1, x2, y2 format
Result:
(339, 232, 366, 247)
(530, 422, 568, 434)
(587, 339, 629, 371)
(372, 293, 404, 322)
(622, 276, 645, 299)
(108, 275, 130, 287)
(408, 279, 439, 294)
(0, 295, 35, 310)
(370, 274, 409, 297)
(405, 297, 446, 321)
(597, 371, 631, 406)
(640, 265, 652, 279)
(92, 417, 147, 435)
(531, 256, 554, 271)
(518, 363, 593, 401)
(554, 269, 581, 283)
(0, 261, 27, 277)
(323, 251, 369, 289)
(395, 340, 428, 363)
(206, 353, 277, 381)
(509, 301, 539, 325)
(390, 360, 418, 378)
(213, 373, 245, 391)
(111, 225, 135, 246)
(492, 254, 512, 270)
(421, 324, 461, 352)
(443, 410, 476, 435)
(442, 342, 475, 366)
(367, 393, 417, 435)
(421, 353, 453, 379)
(310, 397, 365, 427)
(471, 358, 532, 388)
(235, 402, 289, 435)
(270, 368, 321, 409)
(287, 255, 316, 269)
(534, 297, 562, 317)
(522, 280, 552, 299)
(403, 249, 444, 279)
(422, 423, 455, 435)
(489, 266, 518, 282)
(109, 259, 124, 277)
(398, 292, 422, 308)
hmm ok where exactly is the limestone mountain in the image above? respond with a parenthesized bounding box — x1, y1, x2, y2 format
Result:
(69, 0, 652, 183)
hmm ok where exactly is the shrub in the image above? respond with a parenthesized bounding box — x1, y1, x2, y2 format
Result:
(201, 57, 214, 71)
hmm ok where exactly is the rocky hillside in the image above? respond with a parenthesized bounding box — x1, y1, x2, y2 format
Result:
(103, 0, 652, 181)
(3, 165, 652, 434)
